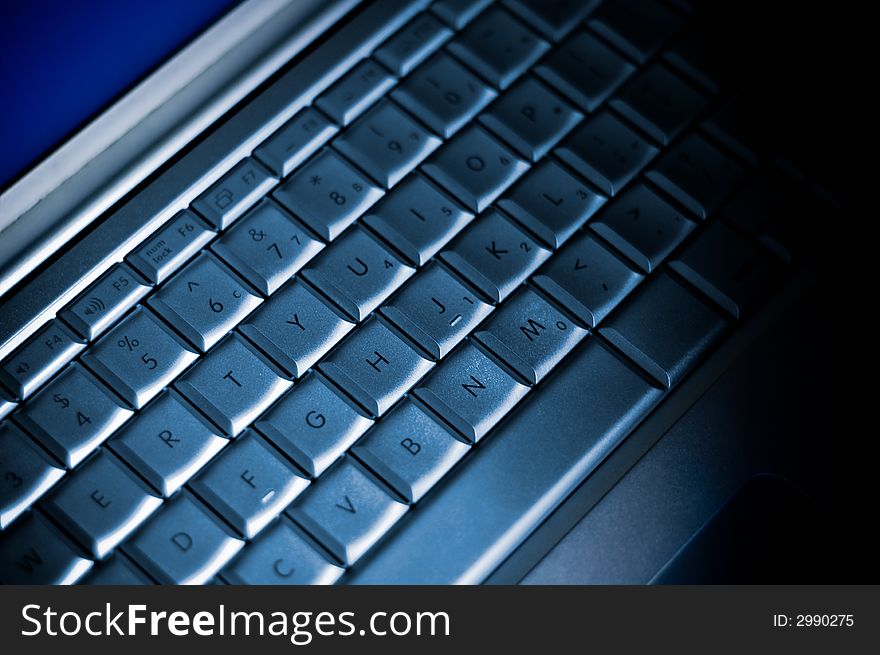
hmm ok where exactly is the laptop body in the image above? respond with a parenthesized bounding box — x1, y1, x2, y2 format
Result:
(0, 0, 863, 584)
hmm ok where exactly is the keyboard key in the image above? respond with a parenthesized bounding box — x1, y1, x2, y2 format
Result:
(351, 340, 663, 584)
(212, 199, 324, 295)
(176, 334, 292, 436)
(256, 373, 373, 478)
(43, 450, 162, 559)
(16, 364, 132, 468)
(479, 76, 582, 162)
(441, 209, 551, 303)
(334, 101, 441, 188)
(302, 227, 415, 322)
(601, 271, 727, 388)
(221, 518, 344, 584)
(448, 6, 550, 90)
(432, 0, 492, 28)
(0, 422, 65, 530)
(475, 287, 588, 384)
(127, 209, 215, 284)
(589, 182, 695, 273)
(353, 398, 469, 503)
(59, 263, 151, 341)
(288, 457, 407, 565)
(610, 65, 708, 146)
(669, 221, 780, 319)
(273, 149, 383, 241)
(374, 12, 452, 76)
(555, 111, 659, 196)
(381, 262, 493, 359)
(83, 307, 198, 409)
(363, 175, 473, 266)
(315, 59, 396, 126)
(499, 159, 606, 249)
(533, 233, 644, 327)
(646, 133, 745, 219)
(663, 26, 722, 94)
(535, 31, 635, 112)
(588, 0, 682, 65)
(110, 390, 227, 497)
(149, 253, 262, 352)
(239, 279, 354, 378)
(503, 0, 598, 42)
(422, 126, 529, 213)
(0, 390, 15, 420)
(0, 319, 85, 399)
(701, 98, 759, 166)
(124, 492, 243, 584)
(85, 553, 152, 585)
(319, 317, 433, 417)
(721, 168, 800, 237)
(0, 513, 92, 584)
(392, 52, 497, 138)
(253, 107, 338, 177)
(191, 430, 308, 539)
(191, 158, 278, 230)
(414, 342, 529, 442)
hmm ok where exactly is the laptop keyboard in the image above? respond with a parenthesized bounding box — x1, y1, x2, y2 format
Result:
(0, 0, 831, 584)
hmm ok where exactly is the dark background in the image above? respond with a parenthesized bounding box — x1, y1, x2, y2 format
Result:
(693, 0, 868, 581)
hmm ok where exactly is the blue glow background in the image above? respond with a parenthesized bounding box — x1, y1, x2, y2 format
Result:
(0, 0, 240, 191)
